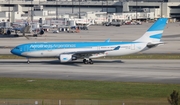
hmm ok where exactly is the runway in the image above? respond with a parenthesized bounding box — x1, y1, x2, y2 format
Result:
(0, 59, 180, 84)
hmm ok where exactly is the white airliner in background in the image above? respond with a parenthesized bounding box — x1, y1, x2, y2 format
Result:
(11, 18, 168, 64)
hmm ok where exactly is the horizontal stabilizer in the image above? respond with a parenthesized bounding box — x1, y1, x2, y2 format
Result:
(146, 41, 164, 48)
(147, 42, 164, 46)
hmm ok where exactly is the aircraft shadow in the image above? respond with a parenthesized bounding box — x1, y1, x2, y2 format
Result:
(0, 59, 124, 66)
(0, 34, 43, 38)
(0, 35, 18, 38)
(93, 60, 124, 63)
(163, 34, 180, 38)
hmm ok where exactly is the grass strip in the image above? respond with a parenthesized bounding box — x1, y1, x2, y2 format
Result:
(0, 77, 179, 101)
(0, 54, 180, 59)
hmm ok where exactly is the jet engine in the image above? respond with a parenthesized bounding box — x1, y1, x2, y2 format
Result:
(58, 54, 77, 63)
(39, 29, 44, 35)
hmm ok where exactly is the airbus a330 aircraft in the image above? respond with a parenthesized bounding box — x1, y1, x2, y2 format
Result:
(11, 18, 168, 64)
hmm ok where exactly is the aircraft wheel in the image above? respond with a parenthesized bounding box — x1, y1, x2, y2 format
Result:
(27, 58, 30, 64)
(33, 34, 38, 37)
(83, 59, 94, 64)
(7, 30, 11, 35)
(89, 59, 93, 64)
(14, 34, 19, 37)
(85, 60, 89, 64)
(83, 59, 89, 64)
(83, 59, 86, 64)
(89, 62, 93, 64)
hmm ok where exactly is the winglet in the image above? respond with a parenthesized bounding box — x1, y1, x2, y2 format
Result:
(114, 46, 120, 50)
(105, 39, 110, 42)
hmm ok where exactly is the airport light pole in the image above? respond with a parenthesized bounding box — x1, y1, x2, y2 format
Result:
(102, 0, 103, 12)
(31, 0, 33, 23)
(8, 0, 10, 22)
(106, 0, 108, 13)
(136, 0, 137, 20)
(106, 0, 108, 22)
(56, 0, 58, 20)
(72, 0, 74, 13)
(79, 0, 81, 19)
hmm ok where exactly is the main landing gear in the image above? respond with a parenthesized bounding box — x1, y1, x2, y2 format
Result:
(83, 59, 93, 64)
(27, 58, 30, 64)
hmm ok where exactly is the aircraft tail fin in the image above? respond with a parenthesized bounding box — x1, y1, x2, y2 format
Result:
(21, 25, 32, 33)
(135, 18, 168, 42)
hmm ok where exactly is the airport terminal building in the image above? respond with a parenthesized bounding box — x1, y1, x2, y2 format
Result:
(0, 0, 180, 22)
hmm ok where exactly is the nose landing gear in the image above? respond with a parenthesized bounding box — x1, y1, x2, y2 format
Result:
(27, 58, 30, 64)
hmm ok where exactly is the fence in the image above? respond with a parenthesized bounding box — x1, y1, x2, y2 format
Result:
(0, 99, 170, 105)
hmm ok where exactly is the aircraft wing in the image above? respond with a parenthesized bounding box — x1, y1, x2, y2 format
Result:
(63, 46, 120, 55)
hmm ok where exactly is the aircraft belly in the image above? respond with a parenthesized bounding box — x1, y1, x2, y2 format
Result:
(106, 50, 131, 56)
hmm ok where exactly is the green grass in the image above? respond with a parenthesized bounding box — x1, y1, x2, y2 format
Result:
(0, 77, 179, 101)
(1, 54, 180, 59)
(0, 54, 24, 59)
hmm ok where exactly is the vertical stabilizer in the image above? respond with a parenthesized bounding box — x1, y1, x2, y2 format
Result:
(135, 18, 168, 42)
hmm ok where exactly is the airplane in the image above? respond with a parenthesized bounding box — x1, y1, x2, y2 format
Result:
(11, 18, 168, 64)
(9, 22, 45, 38)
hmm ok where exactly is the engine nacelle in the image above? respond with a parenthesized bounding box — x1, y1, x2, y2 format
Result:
(59, 54, 77, 63)
(39, 29, 44, 35)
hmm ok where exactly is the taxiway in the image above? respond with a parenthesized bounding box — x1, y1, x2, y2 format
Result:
(0, 59, 180, 84)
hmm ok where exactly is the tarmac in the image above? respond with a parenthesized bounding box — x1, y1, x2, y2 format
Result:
(0, 59, 180, 84)
(0, 22, 180, 84)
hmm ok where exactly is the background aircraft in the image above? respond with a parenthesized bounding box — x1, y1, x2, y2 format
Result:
(11, 18, 168, 64)
(11, 22, 44, 37)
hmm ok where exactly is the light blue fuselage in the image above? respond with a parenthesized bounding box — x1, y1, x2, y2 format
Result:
(11, 41, 147, 58)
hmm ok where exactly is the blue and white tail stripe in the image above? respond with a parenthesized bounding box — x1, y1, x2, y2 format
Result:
(135, 18, 168, 42)
(149, 33, 163, 39)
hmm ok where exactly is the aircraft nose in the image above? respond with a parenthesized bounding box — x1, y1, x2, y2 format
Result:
(11, 48, 16, 54)
(11, 48, 20, 56)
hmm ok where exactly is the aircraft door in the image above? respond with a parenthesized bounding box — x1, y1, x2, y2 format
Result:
(97, 46, 100, 50)
(24, 45, 28, 51)
(131, 44, 135, 50)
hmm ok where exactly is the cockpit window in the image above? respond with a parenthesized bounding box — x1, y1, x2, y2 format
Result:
(15, 47, 20, 49)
